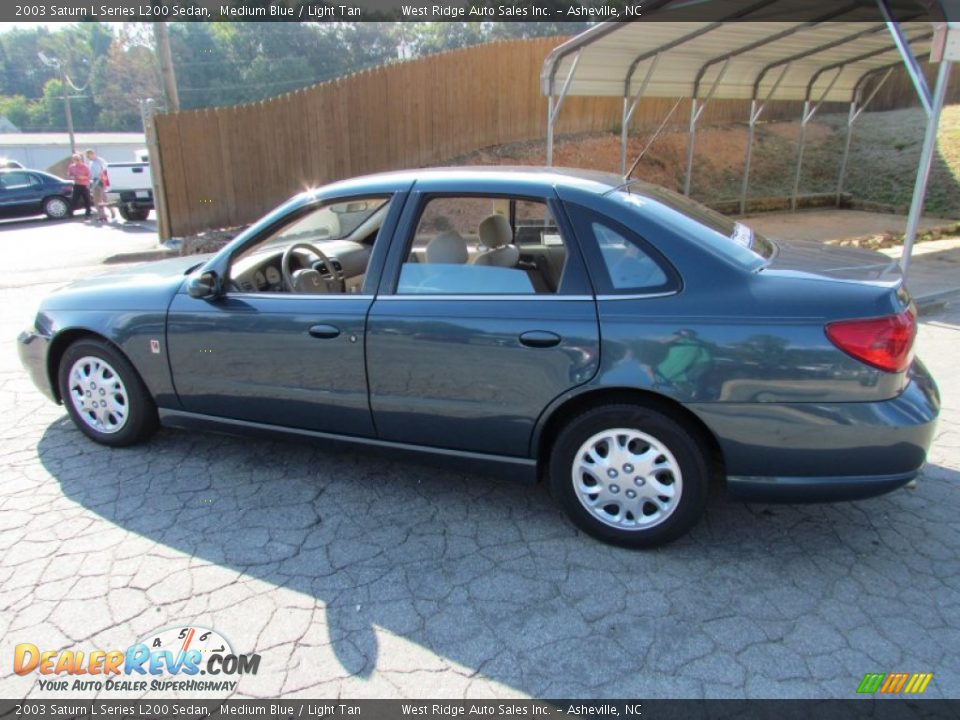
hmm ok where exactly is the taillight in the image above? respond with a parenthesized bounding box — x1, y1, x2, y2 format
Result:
(825, 309, 916, 373)
(62, 185, 73, 194)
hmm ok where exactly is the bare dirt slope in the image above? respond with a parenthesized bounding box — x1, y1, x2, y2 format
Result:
(448, 105, 960, 218)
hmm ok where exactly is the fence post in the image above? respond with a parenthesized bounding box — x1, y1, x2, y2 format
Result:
(141, 98, 171, 240)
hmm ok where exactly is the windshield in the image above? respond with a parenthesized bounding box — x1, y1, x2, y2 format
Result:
(610, 184, 775, 268)
(261, 198, 389, 249)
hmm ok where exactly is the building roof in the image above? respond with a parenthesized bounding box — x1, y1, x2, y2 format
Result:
(0, 133, 146, 147)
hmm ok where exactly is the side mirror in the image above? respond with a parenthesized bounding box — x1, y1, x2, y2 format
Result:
(187, 271, 220, 299)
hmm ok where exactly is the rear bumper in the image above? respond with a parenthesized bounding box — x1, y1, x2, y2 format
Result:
(690, 360, 940, 503)
(725, 470, 920, 503)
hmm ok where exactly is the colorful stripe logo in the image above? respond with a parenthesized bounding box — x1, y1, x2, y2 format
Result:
(857, 672, 933, 694)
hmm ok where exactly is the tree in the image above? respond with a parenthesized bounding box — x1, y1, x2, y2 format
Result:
(90, 26, 161, 130)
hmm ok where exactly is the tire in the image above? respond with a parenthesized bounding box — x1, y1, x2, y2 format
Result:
(43, 195, 71, 220)
(57, 339, 158, 447)
(119, 206, 150, 222)
(548, 403, 709, 548)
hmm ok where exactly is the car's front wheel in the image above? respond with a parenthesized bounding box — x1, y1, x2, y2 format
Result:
(58, 339, 158, 447)
(549, 403, 709, 548)
(43, 195, 71, 220)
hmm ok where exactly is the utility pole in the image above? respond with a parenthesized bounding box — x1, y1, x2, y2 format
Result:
(59, 65, 75, 154)
(38, 52, 75, 153)
(154, 22, 180, 112)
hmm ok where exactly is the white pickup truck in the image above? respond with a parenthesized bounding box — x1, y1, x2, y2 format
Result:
(106, 150, 153, 222)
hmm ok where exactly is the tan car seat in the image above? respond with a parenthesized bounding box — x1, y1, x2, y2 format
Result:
(474, 215, 520, 267)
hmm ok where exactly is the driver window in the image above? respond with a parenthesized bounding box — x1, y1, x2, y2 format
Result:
(229, 195, 391, 295)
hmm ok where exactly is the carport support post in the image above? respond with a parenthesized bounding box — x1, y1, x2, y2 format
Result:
(836, 67, 894, 206)
(620, 97, 629, 174)
(683, 100, 698, 196)
(835, 101, 857, 206)
(791, 102, 810, 212)
(546, 96, 555, 167)
(791, 69, 842, 211)
(901, 60, 953, 276)
(545, 51, 581, 168)
(740, 101, 758, 214)
(741, 64, 791, 215)
(620, 54, 661, 175)
(684, 59, 730, 196)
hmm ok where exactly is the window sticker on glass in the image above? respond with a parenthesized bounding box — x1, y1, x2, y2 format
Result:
(543, 233, 564, 246)
(731, 222, 754, 248)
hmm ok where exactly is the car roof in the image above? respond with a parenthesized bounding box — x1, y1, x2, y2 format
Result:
(318, 165, 631, 197)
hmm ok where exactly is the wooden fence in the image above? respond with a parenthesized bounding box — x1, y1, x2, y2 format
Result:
(154, 37, 959, 238)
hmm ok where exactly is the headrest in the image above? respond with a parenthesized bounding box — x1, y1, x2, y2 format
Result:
(479, 214, 512, 249)
(425, 231, 468, 264)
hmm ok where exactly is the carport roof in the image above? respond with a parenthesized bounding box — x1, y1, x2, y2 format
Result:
(542, 3, 951, 103)
(539, 2, 958, 279)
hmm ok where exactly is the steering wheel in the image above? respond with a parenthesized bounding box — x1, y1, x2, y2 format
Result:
(281, 242, 346, 293)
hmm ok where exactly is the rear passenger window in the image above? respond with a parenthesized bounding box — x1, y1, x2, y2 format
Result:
(397, 196, 576, 295)
(0, 172, 38, 189)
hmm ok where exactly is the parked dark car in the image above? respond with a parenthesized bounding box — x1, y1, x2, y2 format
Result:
(0, 168, 74, 220)
(17, 167, 940, 547)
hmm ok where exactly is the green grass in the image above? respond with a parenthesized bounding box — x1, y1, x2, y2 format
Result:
(697, 105, 960, 216)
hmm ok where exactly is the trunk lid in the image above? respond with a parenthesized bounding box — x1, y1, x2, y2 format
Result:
(763, 238, 901, 284)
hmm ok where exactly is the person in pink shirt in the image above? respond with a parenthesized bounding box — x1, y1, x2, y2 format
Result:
(66, 153, 92, 218)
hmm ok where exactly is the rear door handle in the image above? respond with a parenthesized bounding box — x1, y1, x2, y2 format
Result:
(519, 330, 562, 348)
(308, 324, 340, 339)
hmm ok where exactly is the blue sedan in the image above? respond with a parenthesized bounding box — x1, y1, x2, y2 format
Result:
(0, 168, 74, 220)
(17, 167, 939, 547)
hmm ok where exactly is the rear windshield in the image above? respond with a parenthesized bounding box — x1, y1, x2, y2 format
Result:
(610, 185, 774, 269)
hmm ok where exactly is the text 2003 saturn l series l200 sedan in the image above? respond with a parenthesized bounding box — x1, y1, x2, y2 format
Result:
(18, 167, 940, 547)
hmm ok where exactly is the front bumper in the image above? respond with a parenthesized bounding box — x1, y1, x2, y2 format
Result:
(690, 359, 941, 503)
(18, 327, 56, 403)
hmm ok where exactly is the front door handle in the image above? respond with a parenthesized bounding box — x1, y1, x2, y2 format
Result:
(519, 330, 561, 348)
(308, 324, 341, 339)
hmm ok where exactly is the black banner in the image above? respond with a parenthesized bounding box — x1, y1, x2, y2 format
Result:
(3, 0, 954, 23)
(2, 700, 960, 720)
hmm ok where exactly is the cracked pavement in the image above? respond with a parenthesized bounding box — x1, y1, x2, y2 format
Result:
(0, 218, 958, 700)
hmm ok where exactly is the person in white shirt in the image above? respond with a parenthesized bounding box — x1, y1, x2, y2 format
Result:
(85, 149, 116, 222)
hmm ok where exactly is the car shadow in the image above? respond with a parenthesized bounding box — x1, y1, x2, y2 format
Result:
(37, 416, 960, 696)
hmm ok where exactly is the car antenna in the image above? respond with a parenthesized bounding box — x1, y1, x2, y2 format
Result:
(605, 156, 645, 197)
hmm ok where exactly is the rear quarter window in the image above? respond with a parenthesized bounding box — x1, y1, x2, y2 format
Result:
(567, 205, 679, 296)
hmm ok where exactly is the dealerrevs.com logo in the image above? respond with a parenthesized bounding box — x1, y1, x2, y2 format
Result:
(14, 626, 260, 693)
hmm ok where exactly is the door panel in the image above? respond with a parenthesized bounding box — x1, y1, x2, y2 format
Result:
(167, 294, 374, 437)
(366, 298, 599, 457)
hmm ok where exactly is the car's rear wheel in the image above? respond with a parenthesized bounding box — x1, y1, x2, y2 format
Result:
(549, 403, 709, 548)
(43, 195, 71, 219)
(58, 339, 158, 447)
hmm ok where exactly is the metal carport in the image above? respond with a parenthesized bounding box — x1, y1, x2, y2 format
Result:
(541, 1, 960, 275)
